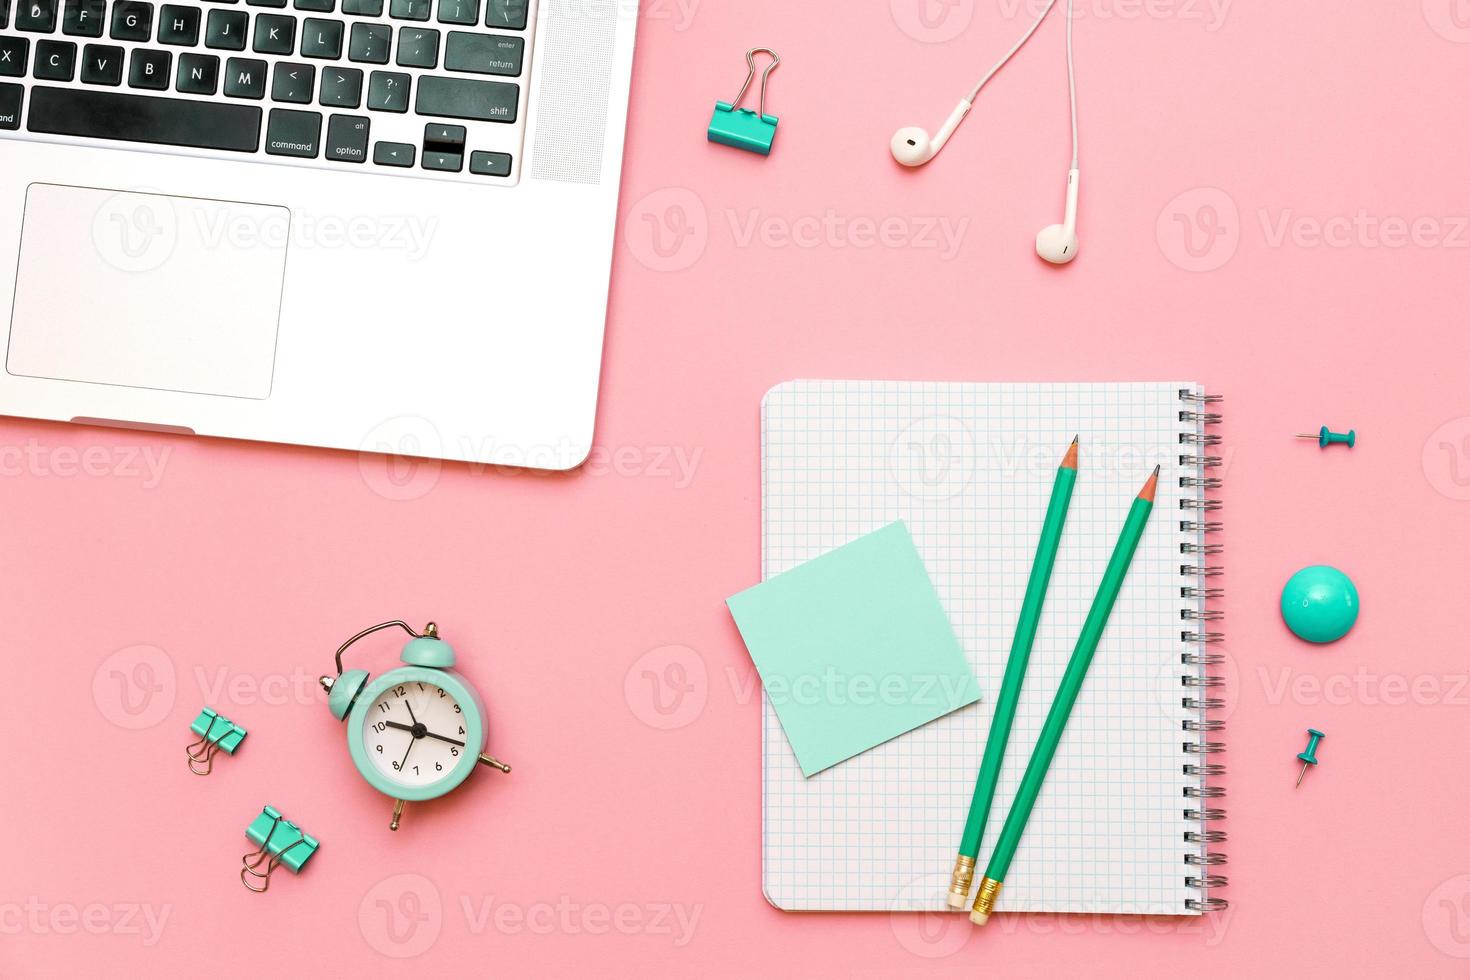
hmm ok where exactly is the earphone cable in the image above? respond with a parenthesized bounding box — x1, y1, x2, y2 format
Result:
(1066, 0, 1078, 167)
(965, 0, 1062, 104)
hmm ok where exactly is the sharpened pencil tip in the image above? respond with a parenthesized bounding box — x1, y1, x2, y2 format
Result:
(1061, 437, 1079, 471)
(1139, 466, 1160, 502)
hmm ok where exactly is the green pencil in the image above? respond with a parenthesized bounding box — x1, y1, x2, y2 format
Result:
(947, 437, 1079, 909)
(970, 465, 1161, 926)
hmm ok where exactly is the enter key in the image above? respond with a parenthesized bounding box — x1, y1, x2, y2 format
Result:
(444, 32, 523, 76)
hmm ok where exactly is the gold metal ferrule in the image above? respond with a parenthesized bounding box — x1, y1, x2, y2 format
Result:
(946, 855, 977, 908)
(969, 877, 1003, 925)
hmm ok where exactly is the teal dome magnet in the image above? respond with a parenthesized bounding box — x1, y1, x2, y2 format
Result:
(1281, 565, 1359, 643)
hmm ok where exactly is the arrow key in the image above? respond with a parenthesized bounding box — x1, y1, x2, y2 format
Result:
(372, 139, 414, 167)
(319, 65, 361, 107)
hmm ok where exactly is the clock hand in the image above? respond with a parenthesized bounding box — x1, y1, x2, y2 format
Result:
(404, 700, 419, 725)
(396, 736, 414, 772)
(384, 720, 465, 748)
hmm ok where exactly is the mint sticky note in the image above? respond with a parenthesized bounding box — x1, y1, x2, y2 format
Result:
(726, 521, 979, 776)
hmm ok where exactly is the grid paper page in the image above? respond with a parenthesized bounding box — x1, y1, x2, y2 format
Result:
(761, 381, 1203, 915)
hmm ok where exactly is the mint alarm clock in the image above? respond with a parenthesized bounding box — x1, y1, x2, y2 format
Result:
(320, 620, 510, 831)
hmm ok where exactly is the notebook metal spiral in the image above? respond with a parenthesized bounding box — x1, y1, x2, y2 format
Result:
(1178, 388, 1227, 913)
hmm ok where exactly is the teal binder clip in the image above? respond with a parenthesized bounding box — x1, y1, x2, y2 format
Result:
(708, 47, 781, 156)
(241, 806, 319, 893)
(185, 706, 246, 776)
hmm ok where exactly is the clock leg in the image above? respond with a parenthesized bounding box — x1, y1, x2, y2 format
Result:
(478, 753, 511, 774)
(390, 798, 405, 831)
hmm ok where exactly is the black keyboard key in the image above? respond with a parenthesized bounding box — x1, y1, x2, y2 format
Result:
(252, 12, 293, 53)
(33, 37, 73, 78)
(0, 81, 20, 128)
(127, 47, 168, 88)
(435, 0, 473, 24)
(16, 0, 59, 31)
(347, 21, 387, 62)
(79, 42, 121, 83)
(395, 25, 435, 67)
(300, 16, 341, 57)
(324, 111, 366, 161)
(413, 74, 513, 122)
(469, 149, 509, 176)
(294, 0, 333, 8)
(222, 55, 264, 96)
(342, 0, 380, 12)
(0, 36, 27, 75)
(484, 0, 523, 29)
(27, 84, 261, 149)
(264, 105, 318, 155)
(444, 31, 518, 75)
(422, 149, 458, 171)
(109, 1, 151, 39)
(372, 139, 411, 165)
(270, 59, 311, 101)
(318, 64, 359, 106)
(157, 4, 199, 43)
(61, 0, 104, 36)
(175, 51, 218, 92)
(204, 8, 246, 48)
(365, 68, 406, 111)
(0, 0, 8, 28)
(388, 0, 426, 19)
(246, 0, 286, 7)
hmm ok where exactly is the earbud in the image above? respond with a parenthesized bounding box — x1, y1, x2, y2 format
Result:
(890, 99, 972, 167)
(1035, 168, 1079, 263)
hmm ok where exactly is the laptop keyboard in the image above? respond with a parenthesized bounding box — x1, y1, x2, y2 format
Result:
(0, 0, 535, 182)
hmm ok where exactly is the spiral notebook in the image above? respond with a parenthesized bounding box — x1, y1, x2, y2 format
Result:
(760, 381, 1226, 915)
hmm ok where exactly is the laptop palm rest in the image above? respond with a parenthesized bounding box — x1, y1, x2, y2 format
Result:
(7, 183, 288, 400)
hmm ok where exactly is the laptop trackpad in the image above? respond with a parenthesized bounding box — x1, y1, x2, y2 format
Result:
(7, 184, 288, 399)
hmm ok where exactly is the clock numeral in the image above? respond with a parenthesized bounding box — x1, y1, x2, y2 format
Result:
(437, 688, 446, 698)
(435, 762, 443, 771)
(412, 765, 419, 775)
(450, 747, 459, 757)
(392, 761, 401, 770)
(458, 726, 465, 735)
(394, 685, 407, 697)
(375, 744, 384, 753)
(372, 721, 388, 733)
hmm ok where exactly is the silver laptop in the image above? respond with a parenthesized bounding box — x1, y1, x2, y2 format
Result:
(0, 0, 637, 469)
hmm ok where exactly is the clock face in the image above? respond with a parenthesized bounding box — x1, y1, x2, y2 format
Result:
(360, 679, 472, 788)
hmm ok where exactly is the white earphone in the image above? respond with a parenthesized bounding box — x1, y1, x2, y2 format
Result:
(890, 0, 1080, 265)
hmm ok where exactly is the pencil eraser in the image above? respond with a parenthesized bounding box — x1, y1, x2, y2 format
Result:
(969, 910, 990, 926)
(946, 893, 968, 910)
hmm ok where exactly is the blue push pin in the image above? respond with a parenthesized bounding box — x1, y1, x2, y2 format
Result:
(1296, 426, 1355, 449)
(1295, 729, 1325, 787)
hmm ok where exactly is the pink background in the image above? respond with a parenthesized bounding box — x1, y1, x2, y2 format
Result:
(5, 0, 1470, 975)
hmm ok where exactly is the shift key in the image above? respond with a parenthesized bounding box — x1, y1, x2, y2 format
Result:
(414, 75, 516, 123)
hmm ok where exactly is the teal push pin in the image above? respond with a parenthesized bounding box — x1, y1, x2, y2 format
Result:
(1296, 426, 1355, 449)
(1295, 728, 1325, 787)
